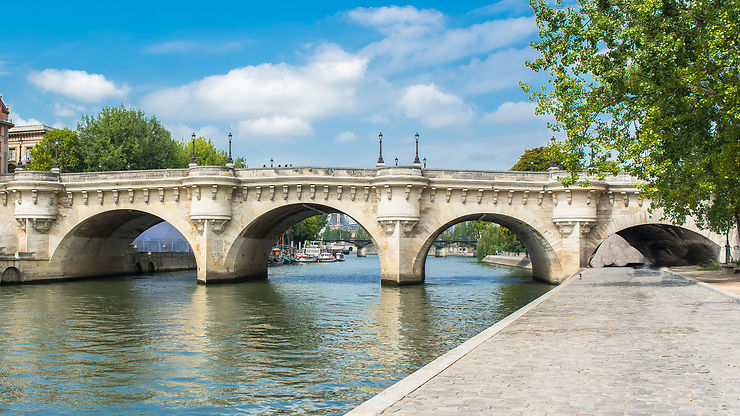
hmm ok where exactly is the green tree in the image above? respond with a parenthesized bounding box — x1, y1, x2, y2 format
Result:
(511, 146, 555, 171)
(523, 0, 740, 237)
(77, 105, 181, 171)
(178, 137, 247, 168)
(27, 128, 83, 172)
(353, 227, 372, 241)
(288, 214, 328, 245)
(476, 224, 525, 261)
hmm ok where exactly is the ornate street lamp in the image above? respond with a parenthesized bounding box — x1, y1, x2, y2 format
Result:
(190, 133, 197, 165)
(54, 137, 59, 170)
(413, 132, 421, 166)
(270, 158, 274, 168)
(376, 132, 384, 166)
(549, 137, 558, 169)
(394, 156, 398, 166)
(227, 133, 233, 165)
(17, 137, 23, 168)
(423, 157, 427, 168)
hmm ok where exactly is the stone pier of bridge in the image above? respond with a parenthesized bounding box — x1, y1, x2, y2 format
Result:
(0, 165, 733, 285)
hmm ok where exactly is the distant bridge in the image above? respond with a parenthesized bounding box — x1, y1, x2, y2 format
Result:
(1, 165, 734, 285)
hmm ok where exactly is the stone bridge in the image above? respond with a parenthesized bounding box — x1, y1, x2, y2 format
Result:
(0, 166, 734, 285)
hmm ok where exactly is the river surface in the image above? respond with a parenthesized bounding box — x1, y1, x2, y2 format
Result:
(0, 256, 552, 415)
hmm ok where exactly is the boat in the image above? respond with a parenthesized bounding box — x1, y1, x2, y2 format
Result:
(317, 252, 336, 262)
(296, 253, 317, 263)
(334, 251, 345, 262)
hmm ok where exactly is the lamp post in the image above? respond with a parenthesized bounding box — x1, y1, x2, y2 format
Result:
(53, 136, 59, 170)
(394, 156, 398, 166)
(17, 137, 23, 168)
(423, 157, 427, 168)
(270, 158, 274, 168)
(190, 133, 197, 165)
(413, 132, 421, 166)
(376, 132, 385, 167)
(549, 137, 558, 170)
(227, 133, 233, 165)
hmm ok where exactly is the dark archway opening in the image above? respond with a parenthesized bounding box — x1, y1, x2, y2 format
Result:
(591, 224, 719, 268)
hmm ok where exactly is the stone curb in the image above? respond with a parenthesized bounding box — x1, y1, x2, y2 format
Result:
(345, 271, 580, 416)
(665, 269, 740, 302)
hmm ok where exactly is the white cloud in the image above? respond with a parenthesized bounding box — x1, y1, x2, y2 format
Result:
(400, 84, 474, 127)
(53, 102, 85, 118)
(334, 131, 359, 143)
(144, 40, 248, 54)
(472, 0, 534, 17)
(237, 116, 313, 139)
(9, 112, 43, 126)
(167, 123, 224, 141)
(347, 6, 536, 72)
(142, 44, 368, 122)
(452, 47, 539, 94)
(27, 69, 129, 103)
(482, 101, 550, 124)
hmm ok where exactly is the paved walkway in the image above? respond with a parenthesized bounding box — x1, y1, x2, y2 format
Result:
(348, 268, 740, 415)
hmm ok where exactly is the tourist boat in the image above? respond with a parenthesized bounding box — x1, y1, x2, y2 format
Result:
(317, 252, 336, 262)
(268, 248, 284, 266)
(296, 253, 317, 263)
(334, 251, 345, 262)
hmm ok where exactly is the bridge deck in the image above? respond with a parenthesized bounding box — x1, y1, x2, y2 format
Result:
(348, 267, 740, 415)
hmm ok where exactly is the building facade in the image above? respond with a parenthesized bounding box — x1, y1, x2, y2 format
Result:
(7, 124, 53, 172)
(0, 94, 14, 175)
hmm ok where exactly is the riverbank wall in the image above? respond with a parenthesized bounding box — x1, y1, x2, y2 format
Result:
(481, 254, 532, 269)
(131, 251, 196, 274)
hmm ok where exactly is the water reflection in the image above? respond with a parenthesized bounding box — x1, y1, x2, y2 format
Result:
(0, 256, 552, 415)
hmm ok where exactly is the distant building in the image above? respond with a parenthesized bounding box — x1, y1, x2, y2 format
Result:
(0, 94, 13, 174)
(8, 124, 54, 172)
(327, 213, 348, 230)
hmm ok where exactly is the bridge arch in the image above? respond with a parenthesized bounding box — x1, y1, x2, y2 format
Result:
(223, 203, 386, 280)
(588, 214, 724, 267)
(49, 209, 198, 280)
(413, 212, 563, 282)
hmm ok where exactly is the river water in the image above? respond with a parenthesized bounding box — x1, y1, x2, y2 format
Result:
(0, 256, 552, 415)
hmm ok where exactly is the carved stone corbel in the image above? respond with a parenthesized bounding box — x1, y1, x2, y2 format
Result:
(128, 188, 135, 203)
(209, 219, 229, 234)
(323, 185, 329, 201)
(492, 189, 499, 205)
(364, 186, 370, 201)
(185, 187, 191, 201)
(112, 189, 119, 205)
(400, 220, 418, 236)
(635, 191, 643, 207)
(565, 189, 572, 205)
(97, 190, 104, 205)
(269, 185, 275, 201)
(16, 218, 26, 231)
(143, 188, 150, 204)
(418, 186, 425, 201)
(158, 188, 164, 202)
(507, 190, 514, 205)
(174, 187, 180, 202)
(374, 186, 380, 201)
(0, 191, 6, 206)
(192, 219, 205, 233)
(549, 190, 557, 206)
(405, 185, 412, 200)
(538, 190, 545, 206)
(477, 189, 484, 204)
(66, 191, 73, 207)
(227, 187, 236, 201)
(430, 187, 436, 202)
(310, 184, 316, 200)
(446, 187, 452, 202)
(241, 186, 248, 202)
(32, 189, 38, 205)
(522, 190, 529, 205)
(554, 220, 575, 237)
(580, 221, 594, 236)
(385, 185, 392, 200)
(607, 190, 614, 206)
(212, 185, 219, 201)
(350, 186, 356, 201)
(379, 220, 396, 235)
(194, 185, 201, 201)
(461, 188, 467, 204)
(586, 190, 594, 205)
(337, 185, 343, 200)
(283, 185, 289, 200)
(31, 218, 56, 233)
(621, 191, 629, 207)
(14, 190, 21, 205)
(296, 185, 302, 200)
(82, 190, 88, 205)
(256, 186, 262, 201)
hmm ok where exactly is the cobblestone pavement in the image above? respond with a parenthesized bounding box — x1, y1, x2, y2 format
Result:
(371, 268, 740, 415)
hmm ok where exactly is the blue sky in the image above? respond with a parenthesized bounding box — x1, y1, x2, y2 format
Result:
(2, 0, 554, 170)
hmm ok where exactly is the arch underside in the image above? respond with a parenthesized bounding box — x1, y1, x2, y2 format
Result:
(52, 210, 181, 279)
(615, 224, 720, 267)
(225, 204, 381, 280)
(416, 213, 562, 282)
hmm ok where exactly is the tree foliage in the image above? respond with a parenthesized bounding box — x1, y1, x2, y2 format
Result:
(437, 221, 487, 241)
(288, 214, 328, 245)
(77, 105, 182, 171)
(511, 146, 560, 171)
(27, 128, 83, 172)
(476, 224, 525, 261)
(524, 0, 740, 236)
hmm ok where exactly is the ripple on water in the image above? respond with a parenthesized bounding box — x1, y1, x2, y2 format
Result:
(0, 256, 551, 415)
